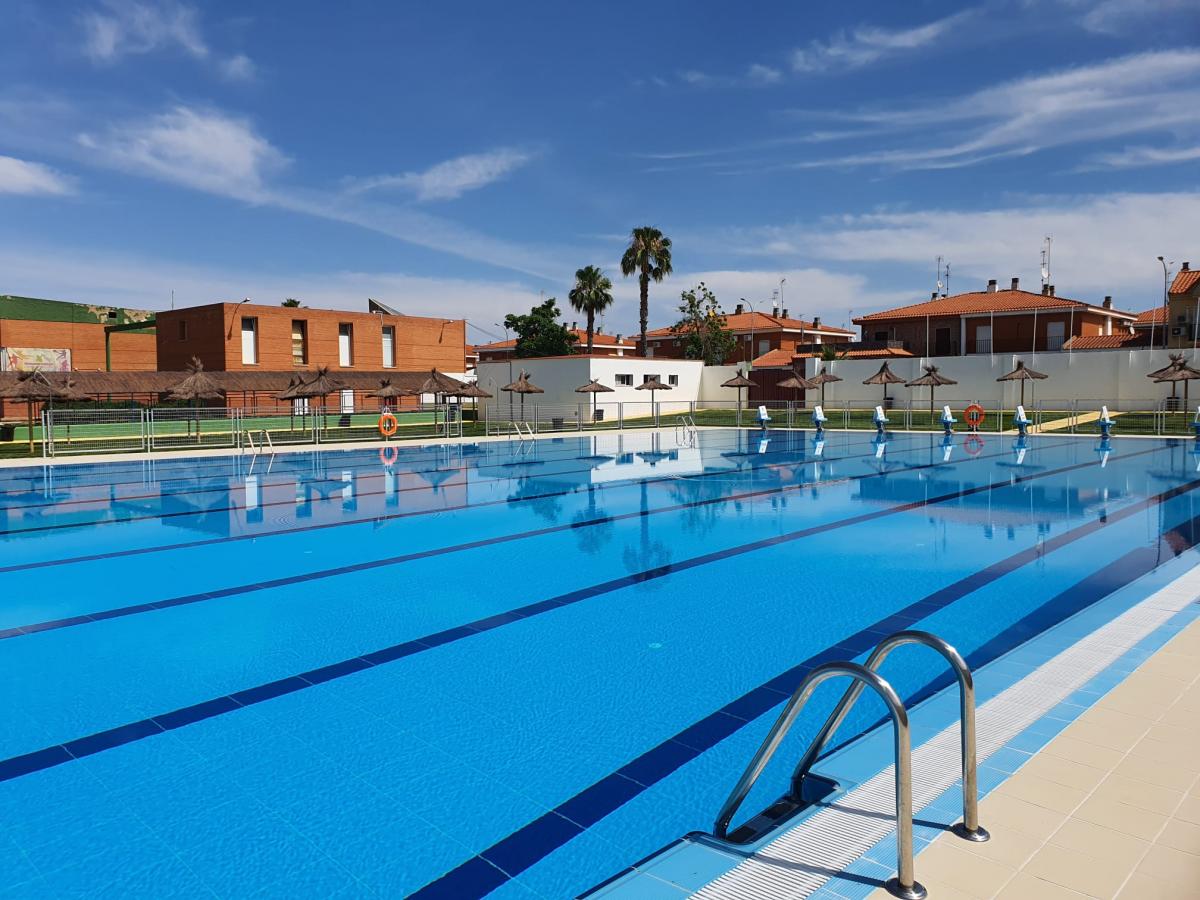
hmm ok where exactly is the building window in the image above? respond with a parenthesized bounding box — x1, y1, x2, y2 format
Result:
(1046, 320, 1065, 351)
(874, 331, 888, 342)
(241, 317, 258, 365)
(338, 323, 353, 366)
(616, 373, 633, 386)
(177, 320, 188, 341)
(668, 374, 679, 386)
(381, 325, 396, 368)
(644, 374, 661, 384)
(758, 339, 770, 355)
(291, 320, 308, 365)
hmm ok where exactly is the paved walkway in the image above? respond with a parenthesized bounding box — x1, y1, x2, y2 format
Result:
(870, 616, 1200, 899)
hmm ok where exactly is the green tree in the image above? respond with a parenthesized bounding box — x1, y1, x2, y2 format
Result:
(620, 226, 673, 357)
(504, 298, 579, 358)
(281, 298, 302, 307)
(820, 343, 849, 362)
(671, 282, 736, 365)
(567, 265, 614, 353)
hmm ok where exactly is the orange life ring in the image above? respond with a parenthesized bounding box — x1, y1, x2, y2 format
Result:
(964, 434, 985, 456)
(378, 413, 399, 437)
(379, 445, 398, 466)
(964, 404, 985, 429)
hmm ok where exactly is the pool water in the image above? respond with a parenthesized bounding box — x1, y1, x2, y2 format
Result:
(1, 429, 1198, 898)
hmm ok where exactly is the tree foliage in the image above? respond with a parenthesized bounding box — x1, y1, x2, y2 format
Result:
(281, 298, 303, 307)
(671, 282, 736, 365)
(567, 265, 614, 353)
(620, 226, 673, 357)
(504, 298, 579, 358)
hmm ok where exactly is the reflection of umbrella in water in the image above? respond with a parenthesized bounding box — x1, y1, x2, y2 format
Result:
(501, 370, 543, 418)
(0, 369, 71, 453)
(575, 378, 614, 423)
(418, 467, 460, 493)
(996, 360, 1047, 408)
(862, 361, 905, 405)
(622, 480, 672, 590)
(572, 485, 615, 555)
(906, 365, 958, 419)
(637, 449, 675, 466)
(720, 369, 756, 422)
(809, 366, 843, 407)
(166, 357, 225, 442)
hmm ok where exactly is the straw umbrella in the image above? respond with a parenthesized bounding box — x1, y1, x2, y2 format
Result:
(906, 365, 958, 420)
(575, 378, 614, 423)
(721, 369, 757, 423)
(776, 369, 815, 409)
(419, 368, 464, 403)
(1154, 358, 1200, 408)
(862, 361, 905, 407)
(368, 377, 409, 411)
(0, 369, 72, 453)
(1147, 353, 1184, 381)
(165, 357, 225, 441)
(809, 366, 843, 407)
(458, 381, 493, 423)
(636, 377, 672, 424)
(501, 370, 543, 419)
(996, 360, 1048, 408)
(276, 375, 307, 430)
(295, 366, 346, 428)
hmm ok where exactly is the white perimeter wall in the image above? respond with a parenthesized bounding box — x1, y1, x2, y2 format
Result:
(796, 348, 1192, 411)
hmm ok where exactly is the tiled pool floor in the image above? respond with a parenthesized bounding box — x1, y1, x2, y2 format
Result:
(870, 614, 1200, 900)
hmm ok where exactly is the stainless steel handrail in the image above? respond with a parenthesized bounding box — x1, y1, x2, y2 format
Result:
(791, 630, 989, 843)
(713, 661, 926, 900)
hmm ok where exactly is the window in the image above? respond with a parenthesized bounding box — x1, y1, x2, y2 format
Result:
(616, 373, 633, 386)
(758, 339, 770, 355)
(338, 323, 353, 366)
(668, 374, 679, 386)
(644, 374, 661, 384)
(1046, 320, 1065, 351)
(241, 317, 258, 365)
(975, 325, 992, 355)
(291, 320, 308, 365)
(874, 331, 888, 342)
(177, 320, 188, 342)
(381, 325, 396, 368)
(340, 389, 355, 413)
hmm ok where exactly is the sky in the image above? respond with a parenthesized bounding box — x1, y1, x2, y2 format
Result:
(1, 0, 1198, 344)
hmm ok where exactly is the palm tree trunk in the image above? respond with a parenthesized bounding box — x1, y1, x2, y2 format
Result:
(639, 265, 650, 357)
(586, 310, 595, 354)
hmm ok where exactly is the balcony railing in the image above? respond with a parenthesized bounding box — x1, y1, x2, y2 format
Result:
(973, 339, 992, 355)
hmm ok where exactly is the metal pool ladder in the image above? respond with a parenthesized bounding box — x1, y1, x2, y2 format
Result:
(676, 414, 697, 443)
(711, 630, 987, 900)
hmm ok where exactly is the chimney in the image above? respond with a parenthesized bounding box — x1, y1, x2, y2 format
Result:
(1049, 285, 1055, 296)
(1042, 284, 1050, 295)
(735, 302, 744, 314)
(1011, 277, 1019, 291)
(572, 321, 577, 330)
(1103, 296, 1113, 309)
(931, 291, 938, 300)
(1184, 262, 1191, 272)
(780, 308, 788, 318)
(615, 333, 622, 343)
(987, 279, 997, 293)
(813, 316, 821, 327)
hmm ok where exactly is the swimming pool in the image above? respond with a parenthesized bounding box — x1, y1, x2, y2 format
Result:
(1, 428, 1198, 897)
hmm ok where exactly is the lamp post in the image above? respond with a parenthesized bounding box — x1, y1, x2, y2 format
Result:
(1158, 256, 1171, 351)
(495, 321, 513, 417)
(739, 297, 756, 365)
(225, 297, 252, 340)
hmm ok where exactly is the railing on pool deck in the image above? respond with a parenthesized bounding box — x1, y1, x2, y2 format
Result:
(710, 629, 985, 900)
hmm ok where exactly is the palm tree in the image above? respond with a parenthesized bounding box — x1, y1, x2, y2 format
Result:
(620, 226, 673, 357)
(567, 265, 614, 353)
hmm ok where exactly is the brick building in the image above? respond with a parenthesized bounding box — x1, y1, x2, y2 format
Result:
(0, 295, 157, 417)
(853, 278, 1136, 357)
(1165, 262, 1200, 349)
(639, 306, 855, 365)
(475, 327, 636, 362)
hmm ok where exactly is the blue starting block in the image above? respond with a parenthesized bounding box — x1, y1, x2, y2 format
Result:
(873, 405, 889, 436)
(1192, 407, 1200, 440)
(1013, 404, 1033, 437)
(940, 404, 957, 436)
(812, 404, 828, 433)
(1098, 405, 1114, 438)
(756, 405, 771, 429)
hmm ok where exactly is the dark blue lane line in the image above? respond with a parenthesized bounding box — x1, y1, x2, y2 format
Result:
(0, 430, 981, 574)
(0, 445, 1162, 783)
(0, 438, 1087, 640)
(412, 479, 1200, 899)
(0, 429, 866, 537)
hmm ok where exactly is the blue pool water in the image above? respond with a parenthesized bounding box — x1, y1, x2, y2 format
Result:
(1, 428, 1199, 898)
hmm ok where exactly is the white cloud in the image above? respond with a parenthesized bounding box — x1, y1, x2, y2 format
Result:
(1066, 0, 1193, 34)
(746, 64, 783, 85)
(791, 11, 973, 73)
(1084, 144, 1200, 170)
(785, 49, 1200, 171)
(345, 148, 534, 202)
(77, 105, 287, 199)
(219, 54, 256, 82)
(0, 155, 75, 196)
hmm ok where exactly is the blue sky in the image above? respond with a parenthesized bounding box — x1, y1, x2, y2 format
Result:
(1, 0, 1197, 342)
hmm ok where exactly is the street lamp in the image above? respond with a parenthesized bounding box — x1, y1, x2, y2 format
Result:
(1157, 256, 1171, 351)
(225, 297, 252, 339)
(739, 297, 756, 365)
(495, 321, 513, 417)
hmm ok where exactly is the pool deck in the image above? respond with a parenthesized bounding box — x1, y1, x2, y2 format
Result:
(868, 615, 1200, 900)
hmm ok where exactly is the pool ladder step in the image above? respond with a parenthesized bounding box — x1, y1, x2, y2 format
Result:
(710, 630, 987, 900)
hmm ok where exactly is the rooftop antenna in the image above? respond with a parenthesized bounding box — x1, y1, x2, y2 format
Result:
(935, 255, 944, 296)
(1040, 235, 1052, 290)
(771, 289, 779, 315)
(944, 261, 950, 297)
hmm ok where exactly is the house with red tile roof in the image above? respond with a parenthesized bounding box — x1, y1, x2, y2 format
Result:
(475, 327, 636, 361)
(1166, 261, 1200, 349)
(638, 303, 855, 365)
(852, 277, 1137, 357)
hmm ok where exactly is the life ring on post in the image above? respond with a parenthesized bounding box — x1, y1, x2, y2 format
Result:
(964, 403, 986, 431)
(378, 413, 399, 438)
(379, 445, 398, 466)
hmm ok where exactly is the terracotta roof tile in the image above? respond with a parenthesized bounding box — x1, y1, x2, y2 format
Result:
(475, 329, 634, 351)
(751, 346, 912, 367)
(853, 288, 1136, 322)
(1170, 269, 1200, 295)
(645, 311, 853, 338)
(1135, 307, 1167, 325)
(1062, 333, 1150, 351)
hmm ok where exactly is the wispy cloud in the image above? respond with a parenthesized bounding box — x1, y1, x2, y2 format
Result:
(345, 148, 535, 201)
(1063, 0, 1194, 35)
(746, 64, 783, 85)
(781, 49, 1200, 171)
(78, 0, 253, 81)
(0, 155, 75, 196)
(791, 11, 974, 74)
(1083, 144, 1200, 170)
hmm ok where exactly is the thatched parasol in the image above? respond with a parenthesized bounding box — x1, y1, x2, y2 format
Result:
(166, 358, 225, 442)
(776, 369, 815, 407)
(1154, 357, 1200, 407)
(501, 370, 543, 418)
(1147, 353, 1185, 381)
(368, 378, 409, 401)
(996, 360, 1048, 408)
(419, 368, 465, 400)
(635, 377, 672, 414)
(458, 380, 493, 421)
(721, 369, 756, 421)
(0, 369, 70, 453)
(276, 375, 307, 430)
(906, 365, 958, 419)
(862, 361, 906, 406)
(575, 379, 614, 422)
(809, 366, 843, 407)
(294, 367, 346, 427)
